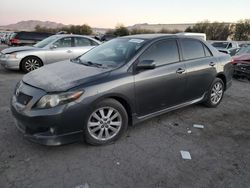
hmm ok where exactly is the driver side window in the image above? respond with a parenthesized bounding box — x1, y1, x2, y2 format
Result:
(139, 39, 180, 67)
(53, 37, 72, 48)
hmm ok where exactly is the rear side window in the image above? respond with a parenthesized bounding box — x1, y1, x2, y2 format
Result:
(139, 39, 180, 66)
(54, 37, 72, 48)
(181, 39, 206, 60)
(204, 45, 212, 57)
(74, 37, 97, 47)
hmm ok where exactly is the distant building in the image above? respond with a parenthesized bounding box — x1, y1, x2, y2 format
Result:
(127, 23, 196, 32)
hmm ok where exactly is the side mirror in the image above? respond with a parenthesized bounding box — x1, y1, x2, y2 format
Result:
(137, 60, 156, 70)
(50, 44, 57, 49)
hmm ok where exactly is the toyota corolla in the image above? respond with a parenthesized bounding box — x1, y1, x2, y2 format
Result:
(11, 34, 233, 146)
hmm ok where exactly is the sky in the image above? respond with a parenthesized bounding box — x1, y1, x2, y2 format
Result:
(0, 0, 249, 28)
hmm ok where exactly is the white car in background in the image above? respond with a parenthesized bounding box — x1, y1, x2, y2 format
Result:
(0, 34, 101, 72)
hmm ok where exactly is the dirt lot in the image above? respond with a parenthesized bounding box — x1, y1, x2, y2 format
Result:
(0, 44, 249, 188)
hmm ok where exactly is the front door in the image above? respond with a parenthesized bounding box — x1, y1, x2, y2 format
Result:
(134, 39, 187, 117)
(45, 37, 74, 64)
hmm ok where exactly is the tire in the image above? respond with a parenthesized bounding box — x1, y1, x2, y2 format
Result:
(21, 56, 43, 73)
(84, 99, 128, 145)
(203, 78, 225, 108)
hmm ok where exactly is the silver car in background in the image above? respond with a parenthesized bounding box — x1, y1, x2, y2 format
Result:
(0, 34, 101, 72)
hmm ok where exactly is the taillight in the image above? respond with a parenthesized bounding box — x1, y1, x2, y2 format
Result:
(230, 59, 236, 65)
(10, 38, 20, 44)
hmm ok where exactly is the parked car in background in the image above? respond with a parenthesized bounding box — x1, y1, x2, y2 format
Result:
(211, 41, 239, 56)
(177, 32, 206, 41)
(4, 32, 14, 45)
(11, 34, 233, 146)
(235, 43, 250, 56)
(0, 34, 101, 72)
(95, 34, 117, 42)
(9, 31, 53, 46)
(232, 50, 250, 80)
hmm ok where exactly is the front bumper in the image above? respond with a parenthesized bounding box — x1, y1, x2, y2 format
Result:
(0, 55, 20, 70)
(14, 117, 83, 146)
(233, 63, 250, 79)
(11, 82, 88, 146)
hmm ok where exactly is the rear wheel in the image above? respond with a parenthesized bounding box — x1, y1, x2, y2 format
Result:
(21, 56, 43, 73)
(204, 78, 224, 108)
(84, 99, 128, 145)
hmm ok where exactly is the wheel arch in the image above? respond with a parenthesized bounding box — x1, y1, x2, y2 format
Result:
(216, 73, 227, 90)
(91, 94, 134, 126)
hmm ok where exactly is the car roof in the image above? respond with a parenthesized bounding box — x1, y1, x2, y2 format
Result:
(54, 34, 92, 38)
(121, 33, 205, 41)
(122, 34, 173, 40)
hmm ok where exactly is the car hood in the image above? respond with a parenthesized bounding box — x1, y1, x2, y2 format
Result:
(1, 46, 38, 54)
(22, 60, 111, 92)
(233, 54, 250, 61)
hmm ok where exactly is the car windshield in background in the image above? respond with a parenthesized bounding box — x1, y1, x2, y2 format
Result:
(212, 42, 229, 49)
(78, 38, 147, 68)
(34, 35, 60, 48)
(236, 45, 250, 55)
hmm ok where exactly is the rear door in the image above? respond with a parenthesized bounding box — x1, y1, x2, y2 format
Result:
(72, 37, 98, 58)
(179, 38, 217, 101)
(134, 39, 187, 116)
(45, 37, 74, 64)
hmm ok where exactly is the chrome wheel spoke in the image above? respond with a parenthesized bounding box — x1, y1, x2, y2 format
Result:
(93, 112, 102, 121)
(99, 109, 105, 118)
(109, 126, 118, 132)
(105, 128, 110, 138)
(110, 121, 121, 126)
(91, 126, 101, 133)
(106, 109, 113, 118)
(97, 128, 104, 139)
(88, 122, 99, 127)
(110, 112, 119, 121)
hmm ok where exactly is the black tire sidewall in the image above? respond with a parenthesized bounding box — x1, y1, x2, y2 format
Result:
(21, 56, 42, 73)
(84, 99, 128, 145)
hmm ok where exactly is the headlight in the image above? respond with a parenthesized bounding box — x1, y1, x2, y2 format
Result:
(6, 53, 17, 59)
(35, 91, 83, 109)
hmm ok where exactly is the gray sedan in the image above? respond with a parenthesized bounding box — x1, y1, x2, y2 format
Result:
(0, 34, 101, 72)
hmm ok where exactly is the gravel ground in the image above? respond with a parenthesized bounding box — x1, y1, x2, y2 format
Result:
(0, 45, 249, 188)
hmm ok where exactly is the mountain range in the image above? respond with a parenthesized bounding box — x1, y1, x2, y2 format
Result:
(0, 20, 195, 33)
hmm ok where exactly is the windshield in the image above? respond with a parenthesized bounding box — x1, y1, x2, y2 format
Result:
(78, 38, 147, 68)
(236, 44, 250, 55)
(34, 35, 60, 48)
(212, 42, 229, 49)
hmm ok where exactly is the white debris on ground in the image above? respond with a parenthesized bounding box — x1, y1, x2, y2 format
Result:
(116, 162, 120, 165)
(187, 130, 192, 134)
(193, 124, 204, 129)
(180, 151, 192, 160)
(75, 183, 90, 188)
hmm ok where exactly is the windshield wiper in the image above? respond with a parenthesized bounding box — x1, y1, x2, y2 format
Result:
(82, 61, 103, 68)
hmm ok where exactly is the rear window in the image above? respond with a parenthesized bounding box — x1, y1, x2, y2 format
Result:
(181, 39, 206, 60)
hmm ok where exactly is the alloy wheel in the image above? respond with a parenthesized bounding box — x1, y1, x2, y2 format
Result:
(211, 82, 223, 105)
(24, 58, 40, 71)
(87, 107, 122, 141)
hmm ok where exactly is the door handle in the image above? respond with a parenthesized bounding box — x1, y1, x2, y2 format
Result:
(176, 68, 185, 74)
(209, 62, 216, 67)
(67, 50, 72, 53)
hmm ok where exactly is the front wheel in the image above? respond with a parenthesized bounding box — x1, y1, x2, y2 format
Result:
(21, 56, 43, 73)
(203, 78, 224, 108)
(84, 99, 128, 145)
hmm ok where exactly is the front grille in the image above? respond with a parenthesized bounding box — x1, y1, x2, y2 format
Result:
(235, 64, 250, 72)
(16, 92, 33, 105)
